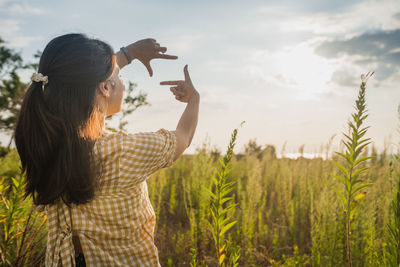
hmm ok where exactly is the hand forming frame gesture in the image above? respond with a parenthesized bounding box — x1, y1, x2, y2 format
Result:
(122, 38, 178, 76)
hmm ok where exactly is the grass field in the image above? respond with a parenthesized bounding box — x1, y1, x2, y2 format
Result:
(1, 77, 399, 266)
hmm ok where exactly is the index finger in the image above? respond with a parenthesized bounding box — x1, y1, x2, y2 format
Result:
(160, 80, 184, 85)
(155, 54, 178, 60)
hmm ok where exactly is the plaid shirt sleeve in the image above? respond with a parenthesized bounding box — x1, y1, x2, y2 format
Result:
(121, 129, 177, 185)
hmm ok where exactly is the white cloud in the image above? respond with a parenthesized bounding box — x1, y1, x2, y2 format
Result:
(7, 35, 40, 48)
(0, 19, 20, 36)
(0, 0, 47, 15)
(0, 0, 11, 8)
(8, 3, 47, 15)
(0, 1, 47, 48)
(0, 19, 40, 48)
(278, 0, 400, 35)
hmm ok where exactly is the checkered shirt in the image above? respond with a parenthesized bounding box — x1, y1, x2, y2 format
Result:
(44, 129, 176, 266)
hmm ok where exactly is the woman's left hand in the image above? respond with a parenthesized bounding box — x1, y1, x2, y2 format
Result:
(126, 38, 178, 77)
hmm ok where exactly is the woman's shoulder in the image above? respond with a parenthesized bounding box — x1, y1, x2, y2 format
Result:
(117, 129, 175, 143)
(94, 128, 176, 152)
(92, 129, 176, 177)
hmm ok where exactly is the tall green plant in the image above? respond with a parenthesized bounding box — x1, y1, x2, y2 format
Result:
(208, 125, 243, 266)
(332, 72, 374, 267)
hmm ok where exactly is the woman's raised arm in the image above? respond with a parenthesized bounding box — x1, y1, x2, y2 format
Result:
(160, 65, 200, 161)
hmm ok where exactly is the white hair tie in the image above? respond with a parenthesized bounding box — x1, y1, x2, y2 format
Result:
(31, 73, 48, 92)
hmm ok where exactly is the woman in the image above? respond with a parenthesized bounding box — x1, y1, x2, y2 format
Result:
(14, 33, 200, 266)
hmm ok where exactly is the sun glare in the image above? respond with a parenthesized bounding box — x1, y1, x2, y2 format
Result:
(250, 41, 335, 99)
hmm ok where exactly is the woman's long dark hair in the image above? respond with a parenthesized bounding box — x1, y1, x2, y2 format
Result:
(14, 33, 116, 205)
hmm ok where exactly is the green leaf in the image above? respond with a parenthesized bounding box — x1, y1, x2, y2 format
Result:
(359, 125, 370, 133)
(353, 142, 371, 159)
(219, 254, 226, 265)
(220, 187, 234, 198)
(360, 114, 368, 121)
(220, 209, 229, 217)
(211, 202, 218, 213)
(347, 153, 354, 166)
(351, 167, 369, 180)
(358, 129, 368, 139)
(220, 197, 233, 205)
(221, 217, 232, 226)
(332, 161, 350, 179)
(220, 221, 237, 237)
(343, 132, 352, 143)
(224, 169, 232, 176)
(332, 175, 350, 192)
(357, 138, 371, 146)
(351, 177, 362, 185)
(212, 176, 219, 186)
(221, 181, 235, 190)
(351, 183, 373, 196)
(225, 203, 238, 211)
(218, 216, 225, 226)
(334, 188, 347, 208)
(349, 123, 358, 136)
(11, 177, 19, 187)
(335, 152, 348, 160)
(219, 159, 225, 168)
(343, 142, 354, 156)
(210, 209, 218, 227)
(206, 188, 217, 200)
(354, 156, 373, 167)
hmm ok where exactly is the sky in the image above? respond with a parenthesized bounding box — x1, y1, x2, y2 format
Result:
(0, 0, 400, 156)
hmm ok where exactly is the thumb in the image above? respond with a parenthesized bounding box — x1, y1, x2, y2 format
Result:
(143, 61, 153, 77)
(183, 65, 192, 84)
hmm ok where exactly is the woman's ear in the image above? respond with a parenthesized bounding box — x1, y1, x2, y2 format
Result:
(97, 81, 110, 97)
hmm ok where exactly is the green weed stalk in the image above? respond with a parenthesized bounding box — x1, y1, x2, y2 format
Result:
(208, 126, 242, 266)
(332, 72, 374, 267)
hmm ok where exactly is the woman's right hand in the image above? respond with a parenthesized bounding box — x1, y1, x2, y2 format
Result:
(160, 65, 199, 103)
(125, 38, 178, 77)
